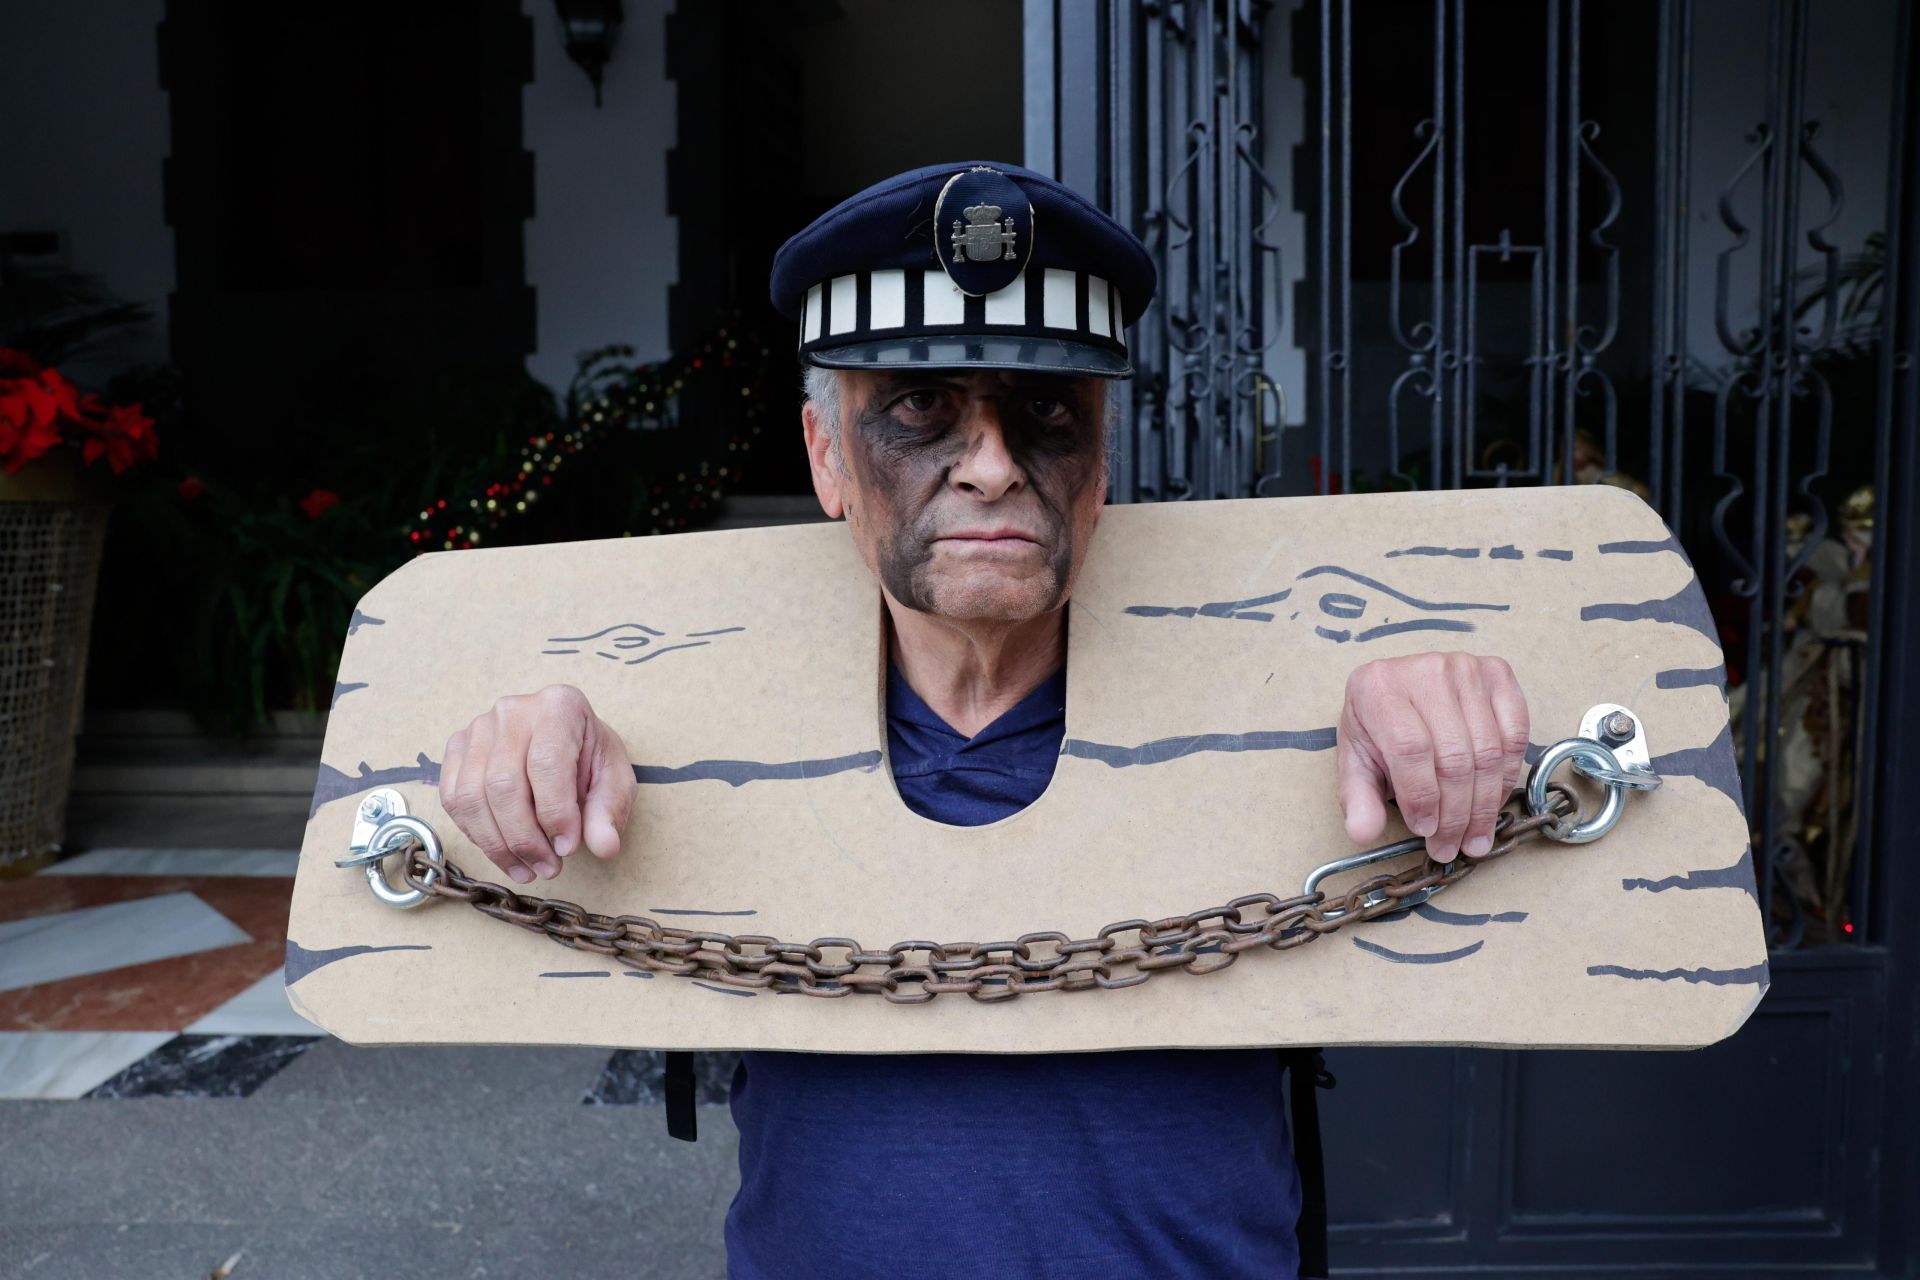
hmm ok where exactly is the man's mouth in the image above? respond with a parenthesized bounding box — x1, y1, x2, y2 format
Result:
(934, 527, 1039, 544)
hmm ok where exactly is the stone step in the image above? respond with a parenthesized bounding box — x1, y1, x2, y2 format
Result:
(62, 792, 311, 851)
(72, 709, 324, 797)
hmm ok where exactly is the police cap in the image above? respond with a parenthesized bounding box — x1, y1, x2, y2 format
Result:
(768, 160, 1157, 378)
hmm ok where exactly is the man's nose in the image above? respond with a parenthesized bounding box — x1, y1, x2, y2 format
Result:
(948, 401, 1024, 502)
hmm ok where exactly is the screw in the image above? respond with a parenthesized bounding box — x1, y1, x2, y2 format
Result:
(359, 795, 389, 822)
(1601, 711, 1636, 743)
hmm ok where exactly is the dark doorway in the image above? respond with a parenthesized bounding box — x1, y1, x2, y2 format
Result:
(158, 0, 537, 470)
(666, 0, 1024, 495)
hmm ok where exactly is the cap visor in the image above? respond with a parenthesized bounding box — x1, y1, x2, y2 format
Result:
(806, 336, 1132, 378)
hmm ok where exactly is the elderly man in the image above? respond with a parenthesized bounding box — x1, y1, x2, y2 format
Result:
(439, 161, 1532, 1278)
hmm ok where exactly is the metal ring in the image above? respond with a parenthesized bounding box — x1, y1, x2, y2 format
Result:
(1526, 739, 1628, 843)
(1570, 758, 1663, 790)
(362, 815, 444, 909)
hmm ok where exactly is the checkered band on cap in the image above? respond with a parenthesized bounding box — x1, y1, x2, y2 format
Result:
(797, 266, 1127, 361)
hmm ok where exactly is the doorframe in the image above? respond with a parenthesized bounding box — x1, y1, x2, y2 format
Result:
(1868, 5, 1920, 1271)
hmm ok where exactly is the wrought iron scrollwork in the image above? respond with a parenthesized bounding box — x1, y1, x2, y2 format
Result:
(1133, 0, 1285, 504)
(1046, 0, 1905, 949)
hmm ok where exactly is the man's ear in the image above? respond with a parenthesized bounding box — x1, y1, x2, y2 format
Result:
(801, 399, 846, 520)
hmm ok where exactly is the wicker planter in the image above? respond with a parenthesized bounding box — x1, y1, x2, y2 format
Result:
(0, 449, 113, 869)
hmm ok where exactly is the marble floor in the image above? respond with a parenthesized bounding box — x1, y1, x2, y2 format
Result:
(1, 843, 740, 1277)
(0, 846, 737, 1105)
(0, 846, 325, 1099)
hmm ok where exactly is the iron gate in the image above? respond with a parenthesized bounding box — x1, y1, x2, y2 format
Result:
(1027, 0, 1919, 1273)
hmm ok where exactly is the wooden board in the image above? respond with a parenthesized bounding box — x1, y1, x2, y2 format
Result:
(286, 484, 1767, 1053)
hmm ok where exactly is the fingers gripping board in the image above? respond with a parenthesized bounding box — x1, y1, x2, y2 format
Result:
(287, 485, 1767, 1053)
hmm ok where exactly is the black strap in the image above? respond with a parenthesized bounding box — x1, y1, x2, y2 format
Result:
(1283, 1047, 1336, 1279)
(664, 1051, 698, 1142)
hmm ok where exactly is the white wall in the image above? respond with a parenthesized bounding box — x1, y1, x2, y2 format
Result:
(521, 0, 678, 397)
(0, 0, 174, 391)
(1262, 0, 1311, 431)
(1, 2, 682, 400)
(1687, 0, 1898, 364)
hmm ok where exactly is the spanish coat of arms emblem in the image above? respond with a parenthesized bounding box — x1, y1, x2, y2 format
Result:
(952, 203, 1019, 264)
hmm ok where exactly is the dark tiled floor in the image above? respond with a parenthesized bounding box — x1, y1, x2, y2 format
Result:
(82, 1034, 323, 1099)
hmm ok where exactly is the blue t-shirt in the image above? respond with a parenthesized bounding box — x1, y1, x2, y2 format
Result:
(724, 662, 1303, 1278)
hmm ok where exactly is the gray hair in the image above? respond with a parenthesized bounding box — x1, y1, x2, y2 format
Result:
(803, 363, 845, 463)
(800, 363, 1122, 475)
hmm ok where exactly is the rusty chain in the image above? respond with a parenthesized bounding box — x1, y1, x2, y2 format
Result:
(376, 784, 1584, 1003)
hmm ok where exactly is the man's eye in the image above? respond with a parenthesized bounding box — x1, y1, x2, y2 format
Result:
(1030, 398, 1072, 421)
(900, 390, 943, 414)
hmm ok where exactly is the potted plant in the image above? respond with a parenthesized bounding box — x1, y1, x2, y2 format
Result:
(0, 345, 158, 871)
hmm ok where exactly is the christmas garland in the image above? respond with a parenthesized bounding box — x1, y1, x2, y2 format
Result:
(401, 314, 774, 553)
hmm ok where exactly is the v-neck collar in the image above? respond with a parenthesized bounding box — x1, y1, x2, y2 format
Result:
(885, 661, 1067, 752)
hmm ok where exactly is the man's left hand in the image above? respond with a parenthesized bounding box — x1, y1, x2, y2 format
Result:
(1335, 652, 1531, 863)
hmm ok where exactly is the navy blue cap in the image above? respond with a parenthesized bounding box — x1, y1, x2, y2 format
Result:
(769, 160, 1156, 378)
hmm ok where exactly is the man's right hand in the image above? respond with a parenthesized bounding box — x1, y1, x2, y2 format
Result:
(438, 684, 635, 884)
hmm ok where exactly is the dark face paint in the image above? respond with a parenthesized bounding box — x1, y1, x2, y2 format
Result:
(841, 370, 1105, 617)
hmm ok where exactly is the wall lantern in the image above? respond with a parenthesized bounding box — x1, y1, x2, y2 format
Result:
(554, 0, 624, 108)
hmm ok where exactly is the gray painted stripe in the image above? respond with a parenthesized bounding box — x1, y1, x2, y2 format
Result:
(1598, 535, 1685, 557)
(1352, 937, 1486, 965)
(1580, 583, 1720, 644)
(1585, 962, 1768, 985)
(1621, 850, 1756, 897)
(632, 750, 883, 787)
(1412, 903, 1529, 926)
(312, 748, 886, 817)
(1061, 728, 1337, 768)
(1656, 666, 1727, 691)
(284, 941, 433, 986)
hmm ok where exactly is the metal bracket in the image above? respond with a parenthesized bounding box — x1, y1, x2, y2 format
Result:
(336, 788, 442, 909)
(1573, 703, 1662, 790)
(341, 789, 406, 864)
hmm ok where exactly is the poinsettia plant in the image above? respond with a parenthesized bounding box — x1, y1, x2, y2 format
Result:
(0, 346, 158, 476)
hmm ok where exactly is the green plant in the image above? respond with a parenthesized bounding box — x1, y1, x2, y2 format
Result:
(88, 317, 775, 734)
(90, 356, 562, 735)
(114, 471, 384, 732)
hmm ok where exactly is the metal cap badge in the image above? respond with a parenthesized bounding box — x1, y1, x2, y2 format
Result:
(933, 166, 1034, 297)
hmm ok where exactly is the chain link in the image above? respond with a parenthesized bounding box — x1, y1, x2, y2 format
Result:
(388, 785, 1583, 1003)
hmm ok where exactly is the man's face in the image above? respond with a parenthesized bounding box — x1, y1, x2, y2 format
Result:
(803, 367, 1110, 622)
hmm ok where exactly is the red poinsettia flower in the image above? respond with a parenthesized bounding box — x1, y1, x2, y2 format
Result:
(37, 369, 84, 421)
(0, 378, 68, 474)
(76, 401, 159, 476)
(297, 487, 340, 519)
(0, 353, 161, 476)
(177, 475, 206, 499)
